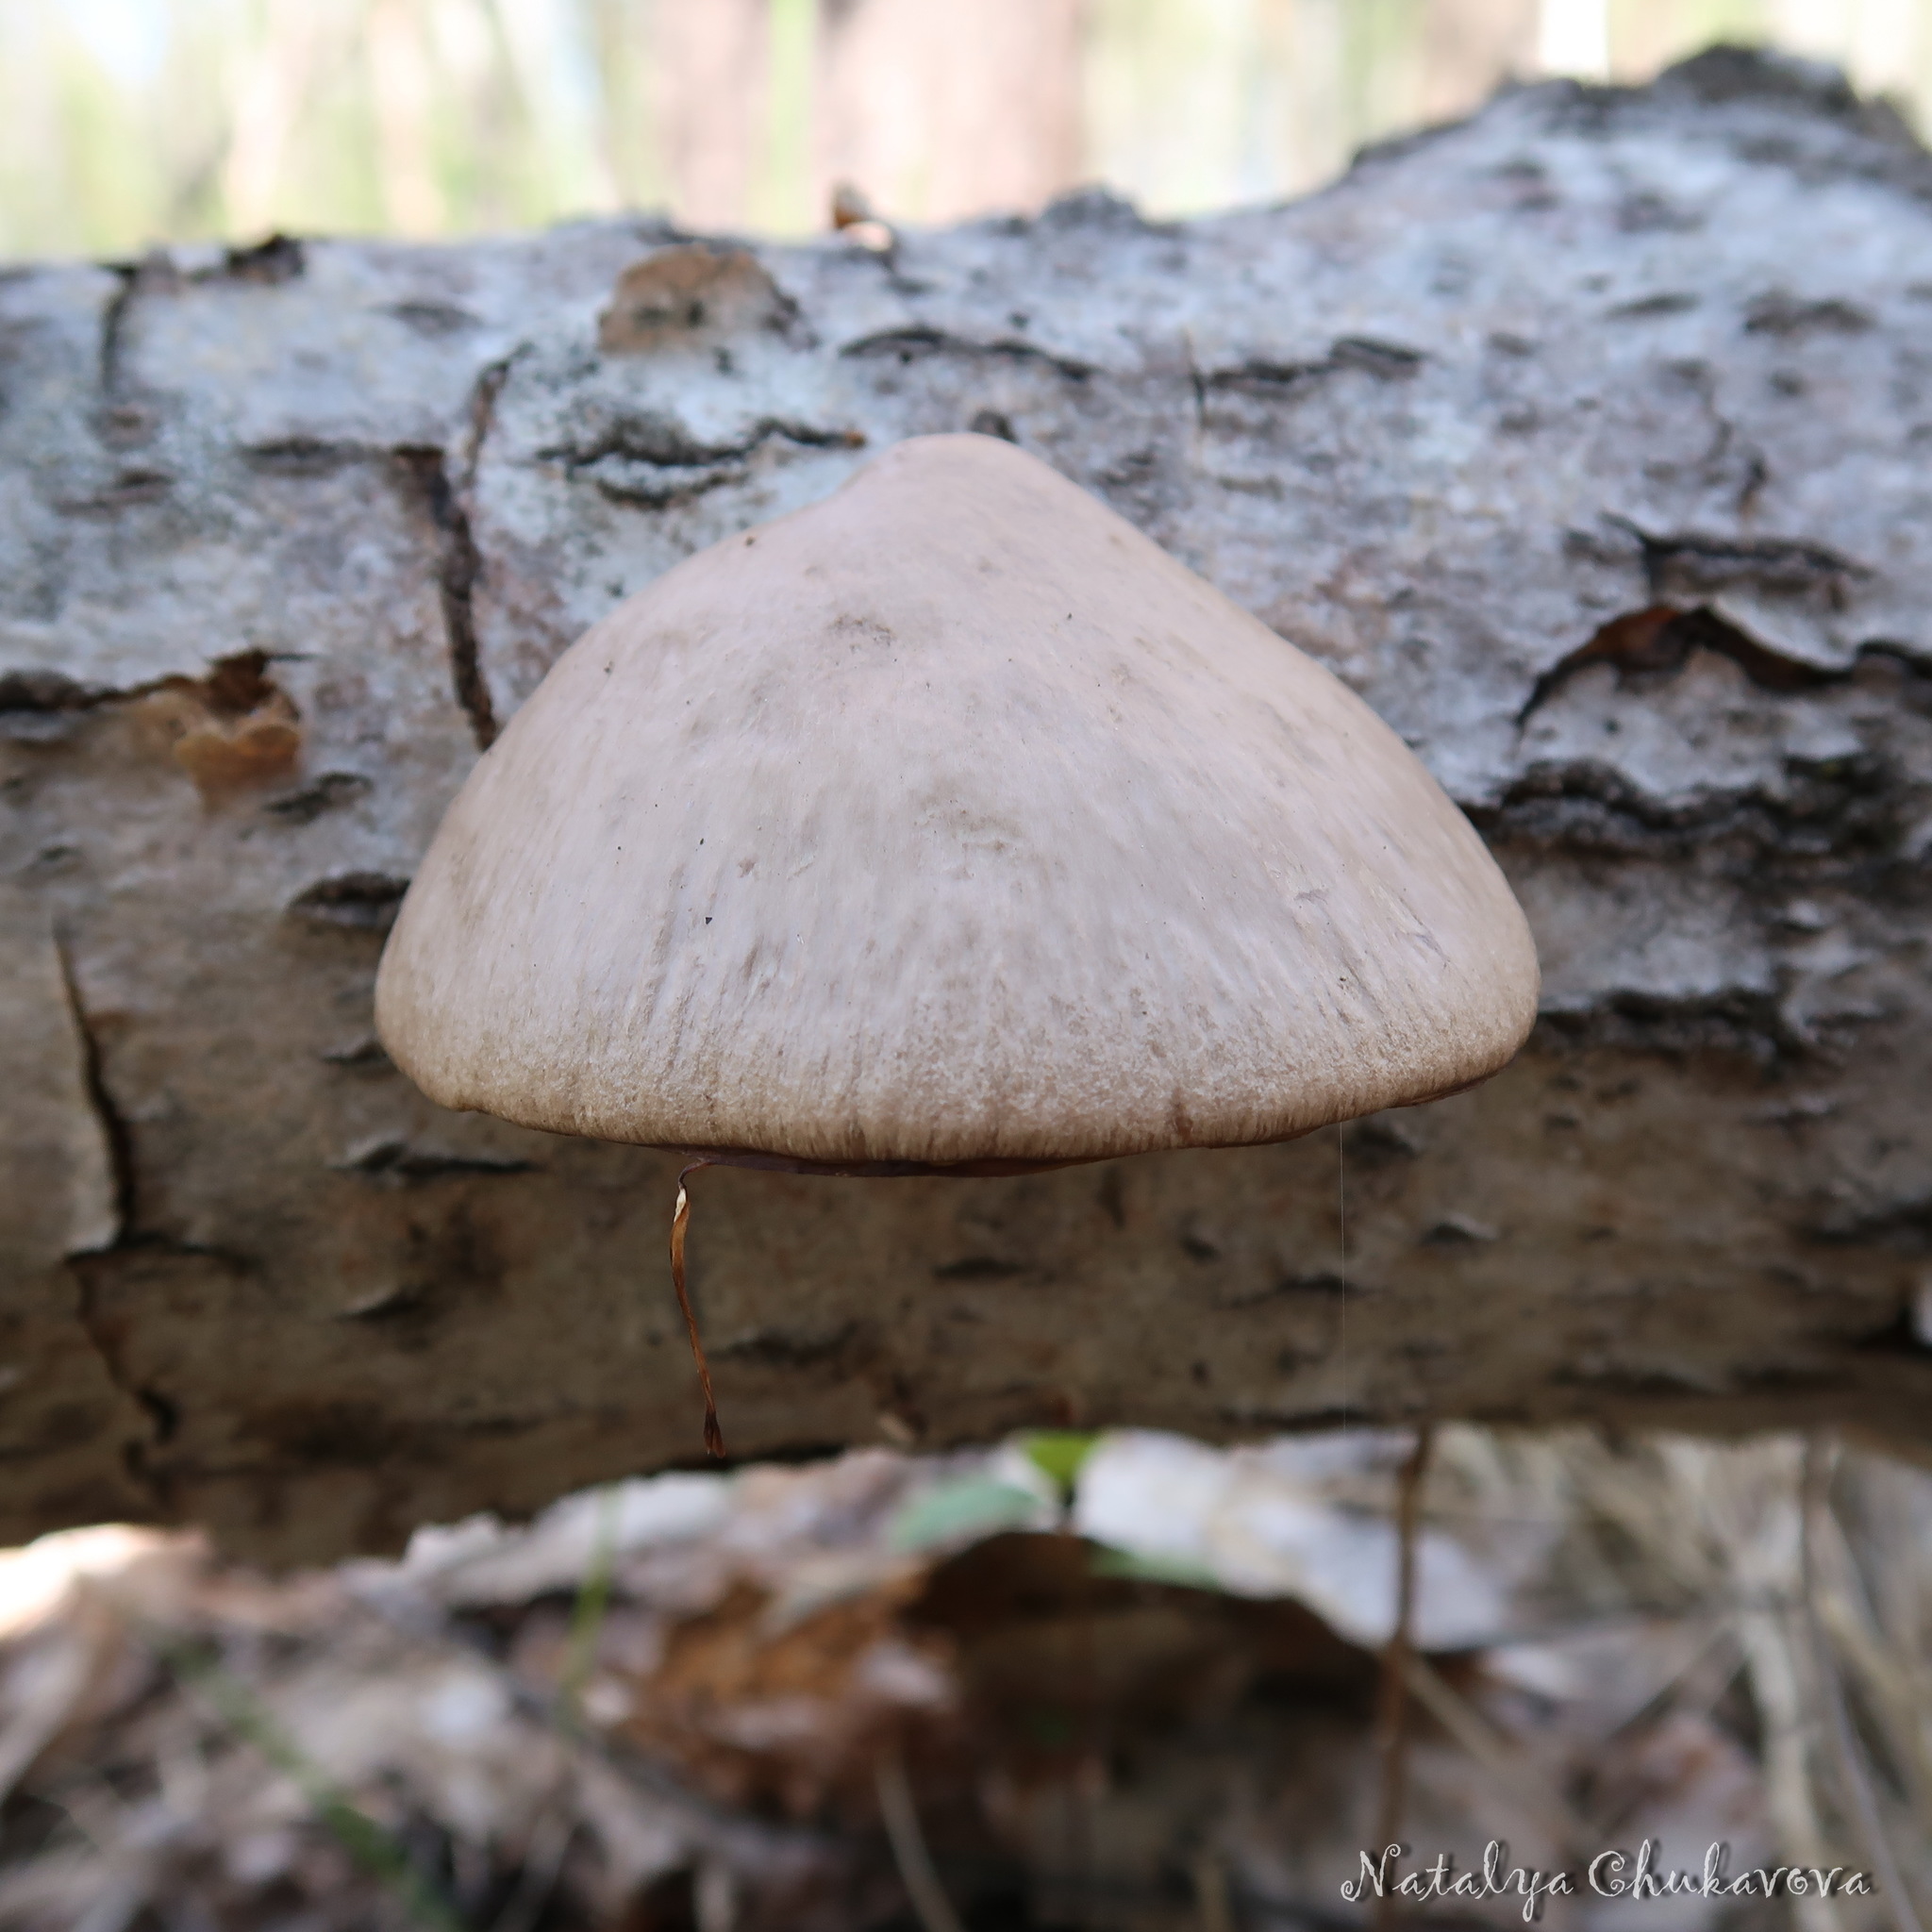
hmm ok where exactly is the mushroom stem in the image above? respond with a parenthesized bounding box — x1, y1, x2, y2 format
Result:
(669, 1161, 725, 1458)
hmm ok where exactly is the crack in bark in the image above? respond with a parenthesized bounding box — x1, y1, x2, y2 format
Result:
(54, 468, 175, 515)
(966, 409, 1019, 443)
(1181, 332, 1208, 428)
(395, 408, 502, 752)
(53, 942, 179, 1507)
(135, 1386, 181, 1445)
(212, 235, 307, 286)
(586, 464, 763, 511)
(0, 669, 98, 712)
(1608, 291, 1700, 320)
(97, 263, 139, 396)
(1485, 751, 1909, 864)
(545, 411, 868, 512)
(67, 1240, 262, 1513)
(287, 871, 410, 932)
(1743, 291, 1876, 338)
(1539, 987, 1804, 1061)
(1517, 603, 1852, 723)
(433, 354, 514, 750)
(838, 325, 1096, 382)
(1622, 521, 1870, 598)
(1203, 335, 1426, 398)
(334, 1139, 540, 1184)
(242, 436, 376, 475)
(381, 299, 483, 338)
(543, 411, 866, 473)
(52, 936, 134, 1249)
(0, 649, 296, 720)
(94, 238, 302, 401)
(380, 358, 521, 753)
(264, 771, 372, 824)
(1807, 1191, 1932, 1252)
(713, 1319, 862, 1368)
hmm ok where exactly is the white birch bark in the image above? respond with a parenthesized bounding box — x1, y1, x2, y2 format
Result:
(3, 51, 1929, 1560)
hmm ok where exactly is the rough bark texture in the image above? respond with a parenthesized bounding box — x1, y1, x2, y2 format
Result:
(5, 50, 1931, 1564)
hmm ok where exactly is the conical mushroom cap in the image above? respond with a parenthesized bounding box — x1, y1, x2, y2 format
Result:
(375, 434, 1538, 1170)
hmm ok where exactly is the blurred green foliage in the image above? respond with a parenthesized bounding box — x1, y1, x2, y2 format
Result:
(1022, 1431, 1100, 1494)
(2, 0, 1926, 262)
(888, 1475, 1052, 1552)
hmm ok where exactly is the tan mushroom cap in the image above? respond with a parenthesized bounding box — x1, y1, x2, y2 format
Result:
(375, 433, 1538, 1171)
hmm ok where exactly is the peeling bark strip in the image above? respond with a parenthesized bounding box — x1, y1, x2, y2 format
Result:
(3, 50, 1932, 1564)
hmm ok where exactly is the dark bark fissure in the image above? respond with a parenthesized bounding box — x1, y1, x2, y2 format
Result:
(394, 441, 500, 753)
(1201, 336, 1426, 396)
(838, 325, 1098, 382)
(52, 938, 134, 1249)
(52, 945, 187, 1505)
(0, 649, 295, 723)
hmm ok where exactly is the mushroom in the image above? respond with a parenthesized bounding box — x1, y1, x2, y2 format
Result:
(375, 433, 1538, 1452)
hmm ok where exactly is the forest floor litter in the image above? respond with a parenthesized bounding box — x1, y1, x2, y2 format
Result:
(0, 1427, 1924, 1932)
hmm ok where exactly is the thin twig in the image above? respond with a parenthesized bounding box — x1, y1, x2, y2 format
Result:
(1809, 1508, 1932, 1816)
(1403, 1653, 1584, 1851)
(670, 1160, 725, 1457)
(1801, 1436, 1926, 1932)
(1191, 1846, 1235, 1932)
(876, 1743, 966, 1932)
(152, 1632, 467, 1932)
(1373, 1424, 1434, 1932)
(558, 1484, 621, 1725)
(486, 1807, 575, 1932)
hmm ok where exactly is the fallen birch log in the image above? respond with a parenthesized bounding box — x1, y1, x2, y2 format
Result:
(3, 48, 1930, 1562)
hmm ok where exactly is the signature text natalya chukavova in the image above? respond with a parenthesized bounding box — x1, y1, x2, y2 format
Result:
(1343, 1840, 1876, 1921)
